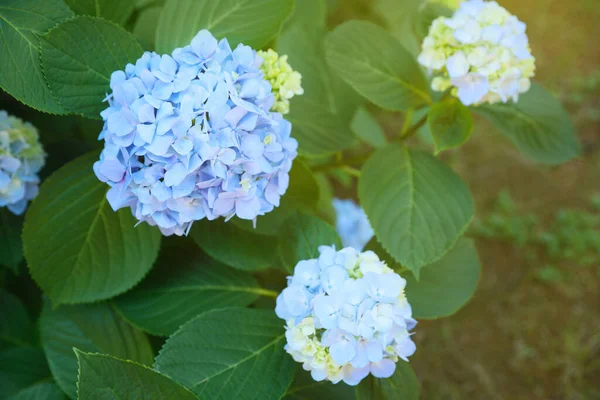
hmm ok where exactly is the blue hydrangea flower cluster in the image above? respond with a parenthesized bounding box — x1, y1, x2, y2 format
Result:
(0, 111, 45, 215)
(94, 30, 300, 236)
(333, 198, 374, 251)
(276, 246, 417, 386)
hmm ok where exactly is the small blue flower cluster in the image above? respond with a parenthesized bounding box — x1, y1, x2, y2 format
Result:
(94, 30, 298, 236)
(0, 111, 45, 215)
(333, 198, 374, 251)
(276, 246, 417, 385)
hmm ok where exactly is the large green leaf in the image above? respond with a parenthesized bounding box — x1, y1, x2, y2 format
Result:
(326, 21, 431, 111)
(0, 0, 72, 114)
(190, 220, 277, 271)
(0, 289, 35, 347)
(428, 98, 473, 154)
(283, 369, 355, 399)
(0, 209, 23, 274)
(114, 250, 270, 336)
(76, 351, 198, 400)
(155, 0, 295, 54)
(64, 0, 136, 26)
(277, 0, 361, 157)
(41, 16, 143, 119)
(6, 382, 67, 400)
(355, 361, 419, 400)
(23, 152, 161, 305)
(0, 347, 52, 398)
(405, 239, 480, 319)
(278, 212, 341, 273)
(474, 83, 580, 165)
(359, 144, 473, 276)
(155, 308, 296, 399)
(41, 301, 154, 399)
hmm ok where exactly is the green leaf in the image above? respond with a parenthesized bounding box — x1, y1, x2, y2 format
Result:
(0, 289, 35, 347)
(474, 83, 581, 165)
(0, 0, 72, 114)
(359, 145, 474, 276)
(283, 369, 355, 399)
(0, 347, 51, 398)
(64, 0, 136, 26)
(351, 106, 387, 148)
(41, 16, 143, 119)
(278, 212, 341, 273)
(133, 6, 162, 49)
(278, 25, 359, 156)
(283, 0, 326, 33)
(405, 239, 480, 319)
(155, 0, 295, 54)
(326, 21, 431, 111)
(75, 351, 198, 400)
(190, 220, 277, 271)
(232, 159, 320, 235)
(6, 382, 67, 400)
(355, 360, 419, 400)
(23, 152, 161, 305)
(114, 250, 269, 336)
(41, 301, 154, 399)
(0, 209, 23, 274)
(428, 98, 474, 154)
(155, 308, 296, 399)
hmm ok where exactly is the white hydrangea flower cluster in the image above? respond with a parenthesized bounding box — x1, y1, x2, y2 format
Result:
(418, 0, 536, 106)
(276, 246, 416, 386)
(0, 111, 45, 215)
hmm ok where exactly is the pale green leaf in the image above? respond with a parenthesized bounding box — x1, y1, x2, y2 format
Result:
(155, 308, 296, 399)
(75, 351, 198, 400)
(282, 0, 326, 33)
(0, 289, 35, 347)
(0, 0, 72, 113)
(23, 152, 161, 305)
(0, 347, 52, 398)
(7, 382, 67, 400)
(405, 239, 481, 319)
(191, 220, 277, 271)
(326, 21, 431, 111)
(114, 249, 268, 336)
(41, 16, 143, 119)
(351, 106, 387, 148)
(0, 209, 23, 274)
(278, 212, 341, 273)
(359, 145, 473, 276)
(133, 6, 162, 49)
(428, 98, 473, 154)
(278, 27, 359, 156)
(41, 301, 154, 399)
(64, 0, 136, 26)
(277, 0, 361, 156)
(474, 83, 580, 165)
(355, 360, 419, 400)
(155, 0, 295, 54)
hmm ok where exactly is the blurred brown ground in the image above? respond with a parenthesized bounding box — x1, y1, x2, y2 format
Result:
(331, 0, 600, 398)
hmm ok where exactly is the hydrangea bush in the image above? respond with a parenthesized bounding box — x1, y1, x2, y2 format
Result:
(0, 0, 580, 399)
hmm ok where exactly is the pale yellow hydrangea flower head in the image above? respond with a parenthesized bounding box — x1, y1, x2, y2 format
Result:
(258, 49, 303, 114)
